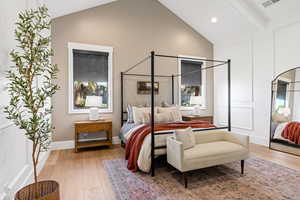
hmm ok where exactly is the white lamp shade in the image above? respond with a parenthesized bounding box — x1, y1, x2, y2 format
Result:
(85, 96, 102, 107)
(190, 96, 204, 105)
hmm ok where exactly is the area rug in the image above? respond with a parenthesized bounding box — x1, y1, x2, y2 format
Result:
(103, 157, 300, 200)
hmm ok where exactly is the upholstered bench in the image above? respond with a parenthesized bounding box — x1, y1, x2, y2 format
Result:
(167, 130, 249, 188)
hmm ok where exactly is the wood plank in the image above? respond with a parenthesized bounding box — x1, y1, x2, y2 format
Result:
(39, 144, 300, 200)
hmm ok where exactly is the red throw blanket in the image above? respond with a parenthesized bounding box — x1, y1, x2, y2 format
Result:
(281, 122, 300, 144)
(125, 121, 215, 172)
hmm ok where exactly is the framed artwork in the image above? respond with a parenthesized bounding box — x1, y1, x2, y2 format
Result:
(137, 81, 159, 95)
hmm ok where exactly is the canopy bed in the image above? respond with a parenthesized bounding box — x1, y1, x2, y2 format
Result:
(269, 66, 300, 156)
(120, 51, 231, 176)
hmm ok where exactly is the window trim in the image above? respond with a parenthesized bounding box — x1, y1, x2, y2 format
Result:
(68, 42, 113, 114)
(275, 77, 291, 109)
(178, 55, 207, 110)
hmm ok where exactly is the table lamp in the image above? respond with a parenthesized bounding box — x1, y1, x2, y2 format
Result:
(190, 96, 204, 116)
(85, 96, 102, 120)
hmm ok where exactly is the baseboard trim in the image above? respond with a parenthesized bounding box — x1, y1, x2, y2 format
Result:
(2, 151, 50, 200)
(51, 136, 121, 150)
(250, 136, 269, 146)
(50, 140, 75, 150)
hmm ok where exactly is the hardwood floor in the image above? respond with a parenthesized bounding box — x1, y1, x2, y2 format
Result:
(39, 146, 124, 200)
(39, 144, 300, 200)
(250, 144, 300, 171)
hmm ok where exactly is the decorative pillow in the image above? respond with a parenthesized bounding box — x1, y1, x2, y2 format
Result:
(142, 112, 151, 124)
(126, 105, 134, 123)
(161, 101, 170, 107)
(272, 112, 288, 123)
(174, 127, 196, 150)
(161, 101, 177, 108)
(132, 106, 158, 124)
(158, 106, 182, 121)
(170, 110, 182, 122)
(142, 112, 173, 124)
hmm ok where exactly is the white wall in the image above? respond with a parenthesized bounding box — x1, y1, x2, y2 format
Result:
(0, 1, 50, 199)
(214, 21, 300, 146)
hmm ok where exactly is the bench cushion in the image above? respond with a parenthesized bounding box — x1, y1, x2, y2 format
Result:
(182, 141, 248, 172)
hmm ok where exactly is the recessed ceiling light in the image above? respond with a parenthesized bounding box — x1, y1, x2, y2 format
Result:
(211, 17, 218, 23)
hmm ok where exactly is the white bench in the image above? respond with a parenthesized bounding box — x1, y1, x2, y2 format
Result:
(167, 130, 249, 188)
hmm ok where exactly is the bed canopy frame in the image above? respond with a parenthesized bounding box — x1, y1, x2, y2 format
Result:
(121, 51, 231, 176)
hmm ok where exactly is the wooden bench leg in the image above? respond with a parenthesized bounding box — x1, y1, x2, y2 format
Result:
(241, 160, 244, 174)
(183, 173, 188, 188)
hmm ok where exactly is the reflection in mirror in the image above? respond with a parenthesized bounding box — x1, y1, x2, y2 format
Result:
(270, 67, 300, 156)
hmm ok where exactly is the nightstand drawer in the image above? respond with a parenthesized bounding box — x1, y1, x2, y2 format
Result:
(75, 123, 111, 133)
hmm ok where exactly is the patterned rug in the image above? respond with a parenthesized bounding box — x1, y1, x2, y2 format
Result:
(103, 157, 300, 200)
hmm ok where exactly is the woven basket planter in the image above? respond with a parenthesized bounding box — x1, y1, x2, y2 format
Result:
(15, 180, 60, 200)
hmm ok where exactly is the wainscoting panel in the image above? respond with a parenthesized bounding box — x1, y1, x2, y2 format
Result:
(0, 78, 50, 200)
(216, 101, 254, 131)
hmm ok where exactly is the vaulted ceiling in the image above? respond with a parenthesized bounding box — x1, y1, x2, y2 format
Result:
(45, 0, 117, 19)
(44, 0, 300, 45)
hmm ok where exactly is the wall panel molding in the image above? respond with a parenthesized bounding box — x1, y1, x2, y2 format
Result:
(1, 151, 50, 200)
(217, 103, 254, 130)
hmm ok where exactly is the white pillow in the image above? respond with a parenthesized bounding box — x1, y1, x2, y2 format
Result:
(174, 127, 196, 150)
(272, 112, 288, 123)
(142, 112, 173, 124)
(158, 106, 182, 121)
(132, 107, 158, 124)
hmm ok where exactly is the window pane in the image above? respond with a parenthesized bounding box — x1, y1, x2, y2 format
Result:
(181, 60, 202, 106)
(73, 49, 109, 110)
(276, 80, 288, 109)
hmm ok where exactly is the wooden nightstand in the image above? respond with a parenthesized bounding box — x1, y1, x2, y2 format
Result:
(182, 115, 213, 124)
(74, 120, 112, 152)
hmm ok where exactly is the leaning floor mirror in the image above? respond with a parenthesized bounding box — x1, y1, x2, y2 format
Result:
(270, 67, 300, 156)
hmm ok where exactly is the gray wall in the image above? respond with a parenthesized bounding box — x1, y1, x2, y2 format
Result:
(51, 0, 214, 141)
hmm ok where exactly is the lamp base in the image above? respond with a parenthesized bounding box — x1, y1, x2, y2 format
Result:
(89, 107, 100, 121)
(193, 105, 201, 116)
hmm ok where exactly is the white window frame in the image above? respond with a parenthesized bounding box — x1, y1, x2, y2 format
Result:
(275, 77, 291, 109)
(68, 42, 113, 114)
(178, 55, 207, 111)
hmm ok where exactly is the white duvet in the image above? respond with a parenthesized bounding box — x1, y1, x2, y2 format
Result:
(124, 124, 173, 172)
(124, 125, 209, 172)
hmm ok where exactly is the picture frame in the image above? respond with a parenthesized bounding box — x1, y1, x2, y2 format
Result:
(137, 81, 159, 95)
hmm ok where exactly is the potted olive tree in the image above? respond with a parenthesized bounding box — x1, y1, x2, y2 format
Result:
(4, 6, 60, 200)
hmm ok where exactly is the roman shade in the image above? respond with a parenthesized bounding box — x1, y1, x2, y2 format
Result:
(181, 60, 202, 85)
(73, 49, 109, 82)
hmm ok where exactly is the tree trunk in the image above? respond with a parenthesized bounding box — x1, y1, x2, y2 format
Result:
(32, 143, 39, 199)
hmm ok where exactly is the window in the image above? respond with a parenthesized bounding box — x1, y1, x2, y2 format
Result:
(275, 80, 289, 109)
(178, 56, 206, 108)
(68, 43, 113, 113)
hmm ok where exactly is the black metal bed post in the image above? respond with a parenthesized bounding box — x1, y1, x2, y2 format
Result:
(228, 59, 231, 131)
(171, 74, 174, 104)
(121, 72, 124, 126)
(151, 51, 155, 177)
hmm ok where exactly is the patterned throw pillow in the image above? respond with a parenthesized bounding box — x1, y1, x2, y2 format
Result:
(142, 112, 173, 124)
(174, 127, 196, 150)
(132, 106, 158, 124)
(158, 106, 182, 121)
